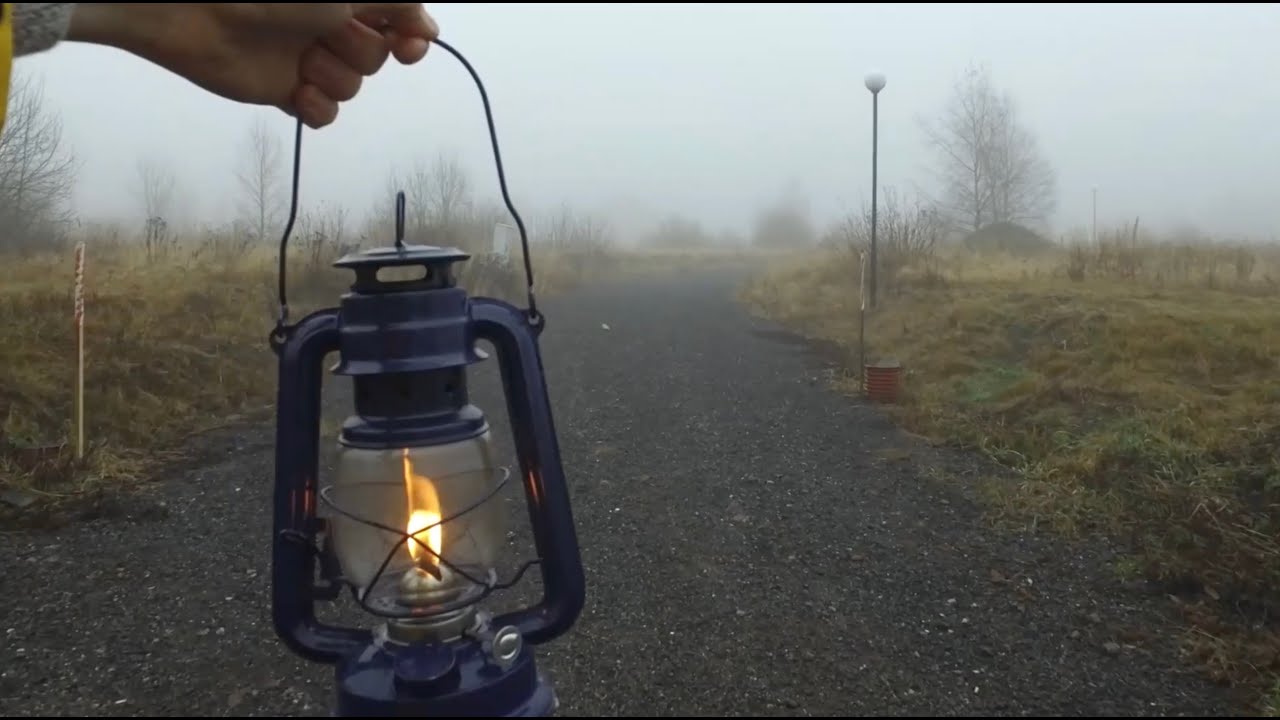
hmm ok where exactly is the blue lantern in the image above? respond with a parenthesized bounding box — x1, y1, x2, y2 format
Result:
(267, 39, 585, 717)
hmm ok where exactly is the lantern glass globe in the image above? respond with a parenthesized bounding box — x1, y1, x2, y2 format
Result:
(326, 439, 506, 612)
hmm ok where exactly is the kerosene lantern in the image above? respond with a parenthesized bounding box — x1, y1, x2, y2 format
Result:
(267, 39, 585, 715)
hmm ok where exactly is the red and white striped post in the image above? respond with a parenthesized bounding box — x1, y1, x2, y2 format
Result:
(73, 241, 85, 461)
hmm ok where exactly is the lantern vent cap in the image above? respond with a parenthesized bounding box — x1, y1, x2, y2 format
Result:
(333, 243, 471, 271)
(333, 243, 471, 293)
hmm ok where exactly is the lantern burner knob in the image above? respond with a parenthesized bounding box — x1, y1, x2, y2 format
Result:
(489, 626, 523, 670)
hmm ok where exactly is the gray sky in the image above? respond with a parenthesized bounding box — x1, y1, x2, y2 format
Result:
(14, 3, 1280, 243)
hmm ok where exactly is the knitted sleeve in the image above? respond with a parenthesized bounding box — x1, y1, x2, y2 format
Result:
(13, 2, 73, 57)
(0, 4, 10, 133)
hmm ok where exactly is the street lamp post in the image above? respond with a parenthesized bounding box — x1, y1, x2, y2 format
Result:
(864, 70, 886, 309)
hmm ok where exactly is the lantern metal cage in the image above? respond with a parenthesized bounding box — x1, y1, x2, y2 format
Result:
(312, 464, 544, 621)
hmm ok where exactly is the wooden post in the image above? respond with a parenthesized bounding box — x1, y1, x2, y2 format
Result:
(74, 241, 85, 461)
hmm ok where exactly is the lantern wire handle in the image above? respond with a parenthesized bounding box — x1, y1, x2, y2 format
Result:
(273, 37, 541, 339)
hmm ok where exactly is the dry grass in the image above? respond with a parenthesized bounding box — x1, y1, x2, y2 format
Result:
(0, 233, 603, 524)
(740, 234, 1280, 710)
(608, 245, 792, 278)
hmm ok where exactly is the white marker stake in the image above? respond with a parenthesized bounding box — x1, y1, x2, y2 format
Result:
(74, 242, 85, 461)
(491, 222, 515, 261)
(859, 250, 868, 313)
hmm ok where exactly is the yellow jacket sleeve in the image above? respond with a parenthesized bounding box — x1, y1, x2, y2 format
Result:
(0, 3, 12, 136)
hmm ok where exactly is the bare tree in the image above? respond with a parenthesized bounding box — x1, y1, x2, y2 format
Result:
(422, 152, 470, 228)
(135, 157, 179, 259)
(391, 152, 472, 239)
(388, 166, 429, 238)
(236, 115, 283, 245)
(751, 195, 815, 248)
(0, 71, 78, 252)
(920, 63, 1056, 233)
(136, 157, 176, 220)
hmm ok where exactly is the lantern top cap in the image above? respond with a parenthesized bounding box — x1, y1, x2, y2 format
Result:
(333, 243, 471, 271)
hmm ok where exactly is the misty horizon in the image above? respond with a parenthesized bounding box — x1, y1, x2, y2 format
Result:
(12, 2, 1280, 245)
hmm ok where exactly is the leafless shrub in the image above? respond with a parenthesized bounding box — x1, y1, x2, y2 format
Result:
(296, 202, 349, 271)
(825, 186, 946, 295)
(646, 214, 715, 249)
(751, 185, 816, 249)
(1058, 221, 1277, 294)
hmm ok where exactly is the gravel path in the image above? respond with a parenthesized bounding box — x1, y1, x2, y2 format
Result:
(0, 268, 1236, 717)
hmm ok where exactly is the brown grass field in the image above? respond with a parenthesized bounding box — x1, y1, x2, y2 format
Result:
(0, 231, 610, 523)
(740, 232, 1280, 713)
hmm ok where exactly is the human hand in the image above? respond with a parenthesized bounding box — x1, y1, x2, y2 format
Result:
(66, 3, 439, 128)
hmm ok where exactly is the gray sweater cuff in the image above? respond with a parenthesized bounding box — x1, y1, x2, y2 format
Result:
(13, 3, 76, 57)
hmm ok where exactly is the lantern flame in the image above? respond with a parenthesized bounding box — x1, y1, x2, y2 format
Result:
(402, 449, 443, 579)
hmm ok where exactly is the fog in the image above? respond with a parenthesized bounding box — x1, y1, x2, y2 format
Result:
(14, 2, 1280, 244)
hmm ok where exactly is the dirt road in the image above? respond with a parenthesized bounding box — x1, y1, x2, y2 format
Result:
(0, 268, 1233, 716)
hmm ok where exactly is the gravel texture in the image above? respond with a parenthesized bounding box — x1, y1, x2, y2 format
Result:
(0, 268, 1236, 717)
